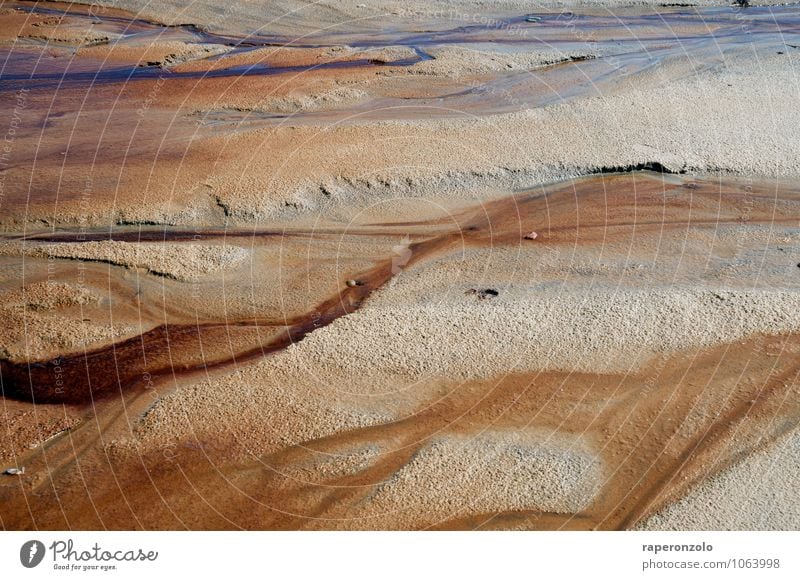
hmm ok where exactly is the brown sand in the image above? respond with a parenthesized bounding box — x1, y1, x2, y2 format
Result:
(2, 171, 799, 529)
(1, 1, 799, 530)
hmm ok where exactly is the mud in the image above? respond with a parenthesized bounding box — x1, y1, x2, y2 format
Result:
(1, 1, 799, 531)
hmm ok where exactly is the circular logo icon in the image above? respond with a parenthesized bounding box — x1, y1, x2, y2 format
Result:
(20, 540, 45, 568)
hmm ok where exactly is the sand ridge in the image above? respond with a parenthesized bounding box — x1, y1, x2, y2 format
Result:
(293, 289, 800, 377)
(10, 240, 253, 281)
(340, 430, 603, 529)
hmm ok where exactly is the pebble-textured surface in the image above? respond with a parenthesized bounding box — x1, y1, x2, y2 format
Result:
(202, 53, 800, 220)
(28, 241, 251, 281)
(410, 46, 600, 77)
(86, 1, 791, 36)
(292, 289, 800, 376)
(639, 429, 800, 530)
(77, 41, 231, 67)
(347, 431, 602, 529)
(134, 362, 395, 458)
(2, 0, 799, 532)
(0, 281, 136, 360)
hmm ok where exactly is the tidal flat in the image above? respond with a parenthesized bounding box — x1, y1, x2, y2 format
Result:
(1, 0, 799, 530)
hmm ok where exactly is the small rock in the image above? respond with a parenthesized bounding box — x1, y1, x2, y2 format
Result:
(467, 288, 499, 300)
(4, 467, 25, 476)
(524, 231, 538, 240)
(346, 279, 362, 287)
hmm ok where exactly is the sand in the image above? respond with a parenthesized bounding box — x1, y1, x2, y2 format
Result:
(132, 360, 395, 458)
(249, 86, 370, 115)
(1, 400, 82, 463)
(639, 428, 800, 530)
(203, 52, 800, 220)
(21, 241, 252, 281)
(1, 0, 799, 531)
(3, 3, 798, 227)
(0, 7, 120, 45)
(293, 289, 800, 377)
(2, 169, 799, 528)
(410, 46, 600, 77)
(343, 430, 603, 529)
(0, 307, 136, 361)
(116, 222, 800, 457)
(0, 280, 137, 360)
(76, 41, 231, 67)
(4, 280, 98, 311)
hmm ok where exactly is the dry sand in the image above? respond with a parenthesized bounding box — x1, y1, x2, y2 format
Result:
(3, 3, 798, 227)
(292, 289, 800, 377)
(1, 0, 799, 531)
(76, 41, 231, 67)
(0, 280, 136, 360)
(203, 53, 800, 220)
(115, 214, 800, 457)
(18, 241, 252, 281)
(410, 46, 600, 77)
(249, 86, 370, 115)
(132, 360, 395, 458)
(3, 169, 799, 529)
(639, 428, 800, 530)
(343, 430, 603, 529)
(0, 6, 120, 45)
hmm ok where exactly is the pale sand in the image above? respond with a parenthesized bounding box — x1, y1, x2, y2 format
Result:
(410, 46, 600, 77)
(276, 443, 384, 483)
(3, 281, 98, 311)
(128, 274, 800, 462)
(0, 307, 136, 361)
(246, 86, 370, 115)
(123, 215, 800, 460)
(203, 52, 800, 220)
(292, 289, 800, 378)
(0, 233, 397, 361)
(1, 400, 82, 463)
(172, 46, 407, 80)
(639, 428, 800, 530)
(76, 41, 231, 67)
(340, 430, 602, 529)
(0, 8, 120, 45)
(4, 4, 798, 230)
(133, 362, 395, 458)
(0, 281, 136, 360)
(2, 1, 798, 530)
(14, 241, 252, 282)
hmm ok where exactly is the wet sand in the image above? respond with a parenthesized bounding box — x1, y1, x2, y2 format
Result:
(1, 1, 800, 530)
(2, 2, 799, 225)
(2, 170, 799, 529)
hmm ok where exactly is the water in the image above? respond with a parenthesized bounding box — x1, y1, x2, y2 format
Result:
(3, 1, 799, 112)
